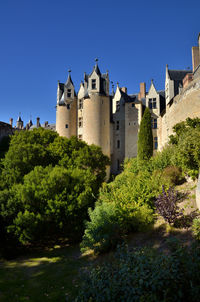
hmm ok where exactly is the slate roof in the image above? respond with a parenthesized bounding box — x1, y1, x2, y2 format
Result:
(65, 74, 74, 88)
(119, 89, 137, 103)
(168, 70, 191, 81)
(157, 90, 165, 98)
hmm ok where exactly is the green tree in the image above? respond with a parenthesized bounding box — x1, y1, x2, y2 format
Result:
(137, 107, 153, 161)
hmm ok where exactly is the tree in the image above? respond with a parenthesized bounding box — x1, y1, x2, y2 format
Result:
(137, 107, 153, 161)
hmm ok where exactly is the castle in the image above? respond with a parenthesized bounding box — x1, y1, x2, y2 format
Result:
(56, 33, 200, 174)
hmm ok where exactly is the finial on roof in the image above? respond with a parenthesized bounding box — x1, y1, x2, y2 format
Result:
(57, 80, 60, 83)
(68, 69, 71, 74)
(95, 58, 98, 64)
(117, 82, 119, 87)
(151, 79, 154, 84)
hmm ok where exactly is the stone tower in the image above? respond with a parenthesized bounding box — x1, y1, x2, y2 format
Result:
(56, 71, 77, 138)
(77, 61, 111, 158)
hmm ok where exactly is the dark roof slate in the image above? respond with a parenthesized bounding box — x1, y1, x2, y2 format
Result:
(168, 70, 192, 81)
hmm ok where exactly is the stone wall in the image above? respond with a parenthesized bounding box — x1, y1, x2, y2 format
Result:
(196, 172, 200, 210)
(159, 76, 200, 149)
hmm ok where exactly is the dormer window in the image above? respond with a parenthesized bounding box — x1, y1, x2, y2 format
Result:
(92, 79, 96, 90)
(67, 89, 71, 98)
(149, 98, 157, 109)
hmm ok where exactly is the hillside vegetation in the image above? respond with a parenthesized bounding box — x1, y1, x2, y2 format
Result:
(1, 117, 200, 301)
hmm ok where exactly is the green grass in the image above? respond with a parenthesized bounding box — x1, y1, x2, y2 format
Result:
(0, 244, 94, 302)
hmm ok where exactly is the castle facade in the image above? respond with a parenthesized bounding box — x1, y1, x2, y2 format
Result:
(56, 33, 200, 174)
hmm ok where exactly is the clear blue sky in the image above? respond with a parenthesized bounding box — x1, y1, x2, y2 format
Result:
(0, 0, 199, 125)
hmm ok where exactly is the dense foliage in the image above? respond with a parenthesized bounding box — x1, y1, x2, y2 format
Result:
(192, 218, 200, 241)
(137, 107, 153, 161)
(0, 129, 109, 247)
(77, 242, 200, 302)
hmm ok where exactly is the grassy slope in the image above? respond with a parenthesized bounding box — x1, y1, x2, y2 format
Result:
(0, 180, 199, 302)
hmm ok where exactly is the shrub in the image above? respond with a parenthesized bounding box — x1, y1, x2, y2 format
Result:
(192, 218, 200, 241)
(161, 166, 184, 186)
(76, 242, 200, 302)
(80, 200, 154, 254)
(155, 187, 184, 224)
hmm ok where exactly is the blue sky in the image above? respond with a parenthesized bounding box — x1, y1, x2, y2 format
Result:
(0, 0, 199, 125)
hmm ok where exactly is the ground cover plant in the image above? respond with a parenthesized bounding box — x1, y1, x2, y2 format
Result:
(77, 241, 200, 302)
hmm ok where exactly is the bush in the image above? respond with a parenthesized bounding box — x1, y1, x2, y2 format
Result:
(192, 218, 200, 241)
(80, 200, 154, 254)
(161, 166, 184, 185)
(76, 242, 200, 302)
(155, 187, 184, 225)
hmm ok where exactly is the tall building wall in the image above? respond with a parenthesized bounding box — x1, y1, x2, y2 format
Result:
(125, 102, 141, 158)
(56, 99, 77, 138)
(160, 76, 200, 149)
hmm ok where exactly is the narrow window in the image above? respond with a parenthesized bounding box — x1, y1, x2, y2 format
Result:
(79, 99, 83, 109)
(67, 89, 71, 98)
(78, 134, 83, 140)
(79, 117, 83, 128)
(116, 121, 119, 130)
(117, 159, 120, 171)
(116, 101, 120, 111)
(154, 137, 158, 150)
(117, 140, 120, 149)
(67, 104, 70, 109)
(92, 79, 96, 89)
(151, 118, 157, 129)
(65, 124, 68, 128)
(132, 103, 135, 107)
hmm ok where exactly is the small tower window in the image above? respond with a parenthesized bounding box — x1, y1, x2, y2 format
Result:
(116, 101, 120, 111)
(132, 103, 135, 107)
(151, 118, 157, 129)
(65, 124, 68, 128)
(149, 98, 157, 109)
(117, 159, 120, 171)
(116, 121, 119, 130)
(92, 79, 96, 90)
(79, 117, 83, 128)
(79, 99, 83, 109)
(154, 137, 158, 150)
(78, 134, 83, 140)
(67, 89, 71, 98)
(117, 140, 120, 149)
(67, 104, 70, 109)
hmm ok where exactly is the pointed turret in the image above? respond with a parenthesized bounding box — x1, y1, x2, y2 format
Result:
(64, 70, 76, 100)
(17, 114, 23, 129)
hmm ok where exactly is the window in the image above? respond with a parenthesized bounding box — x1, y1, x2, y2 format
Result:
(79, 117, 83, 128)
(79, 99, 83, 109)
(151, 118, 157, 129)
(65, 124, 68, 128)
(117, 140, 120, 149)
(149, 98, 157, 109)
(67, 104, 70, 109)
(116, 121, 119, 130)
(67, 89, 71, 98)
(78, 134, 83, 140)
(116, 101, 120, 111)
(154, 137, 158, 150)
(132, 103, 135, 107)
(92, 79, 96, 90)
(117, 159, 120, 171)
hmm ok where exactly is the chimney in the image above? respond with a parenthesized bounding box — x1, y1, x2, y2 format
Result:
(9, 118, 13, 127)
(138, 82, 146, 100)
(121, 87, 127, 94)
(36, 117, 40, 128)
(192, 46, 200, 72)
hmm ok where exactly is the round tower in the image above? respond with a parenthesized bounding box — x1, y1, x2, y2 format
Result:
(56, 72, 77, 138)
(78, 62, 111, 158)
